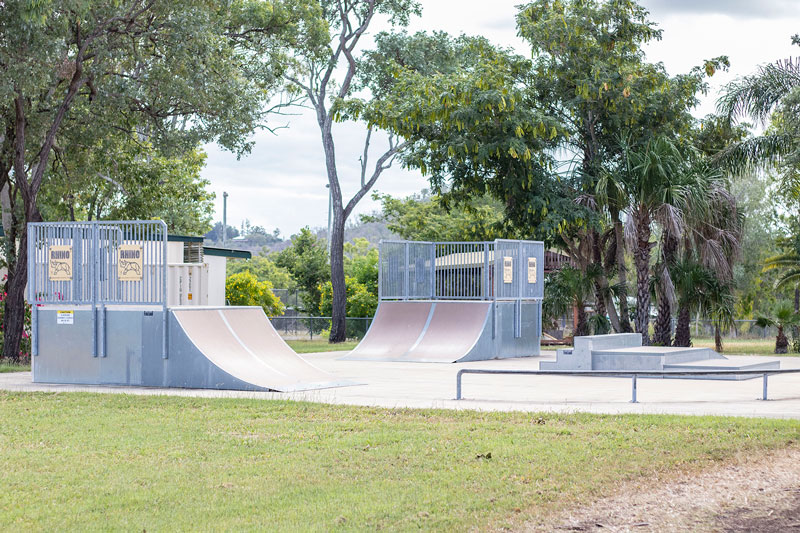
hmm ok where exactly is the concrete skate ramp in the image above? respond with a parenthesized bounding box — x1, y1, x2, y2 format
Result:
(342, 301, 433, 361)
(404, 302, 491, 362)
(172, 308, 350, 392)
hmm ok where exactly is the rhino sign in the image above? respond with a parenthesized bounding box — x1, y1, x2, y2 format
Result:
(48, 245, 73, 281)
(117, 245, 144, 281)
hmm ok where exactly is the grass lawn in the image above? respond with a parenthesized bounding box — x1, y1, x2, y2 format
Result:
(1, 393, 798, 531)
(0, 362, 30, 373)
(286, 339, 358, 353)
(692, 337, 798, 357)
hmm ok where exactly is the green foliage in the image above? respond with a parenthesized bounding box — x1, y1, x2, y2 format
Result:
(319, 277, 377, 319)
(756, 302, 799, 354)
(274, 228, 330, 315)
(365, 191, 513, 241)
(40, 145, 215, 235)
(543, 266, 595, 336)
(344, 238, 379, 296)
(225, 271, 285, 316)
(227, 256, 293, 291)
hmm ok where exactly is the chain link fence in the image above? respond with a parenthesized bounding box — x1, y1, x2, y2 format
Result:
(268, 315, 373, 340)
(690, 320, 778, 340)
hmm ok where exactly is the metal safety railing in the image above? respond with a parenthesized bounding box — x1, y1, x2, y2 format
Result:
(379, 239, 545, 302)
(27, 220, 169, 359)
(454, 368, 800, 403)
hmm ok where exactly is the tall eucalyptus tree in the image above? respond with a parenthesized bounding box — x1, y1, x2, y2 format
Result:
(0, 0, 323, 360)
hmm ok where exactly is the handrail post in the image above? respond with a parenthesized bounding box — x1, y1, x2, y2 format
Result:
(631, 374, 638, 403)
(456, 369, 464, 400)
(762, 373, 768, 401)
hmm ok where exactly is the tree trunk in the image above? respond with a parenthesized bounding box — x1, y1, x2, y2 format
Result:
(328, 209, 347, 343)
(653, 233, 677, 346)
(2, 221, 27, 362)
(775, 325, 788, 354)
(674, 304, 692, 347)
(652, 288, 672, 346)
(575, 303, 588, 337)
(715, 324, 723, 353)
(633, 213, 652, 344)
(612, 210, 632, 333)
(591, 230, 621, 333)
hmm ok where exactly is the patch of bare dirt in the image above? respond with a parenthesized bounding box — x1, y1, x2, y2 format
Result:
(520, 447, 800, 533)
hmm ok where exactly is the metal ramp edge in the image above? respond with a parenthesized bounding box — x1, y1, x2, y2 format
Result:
(170, 307, 356, 392)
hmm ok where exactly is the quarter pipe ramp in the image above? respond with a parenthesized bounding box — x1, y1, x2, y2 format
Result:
(33, 305, 354, 392)
(170, 307, 353, 392)
(342, 300, 540, 363)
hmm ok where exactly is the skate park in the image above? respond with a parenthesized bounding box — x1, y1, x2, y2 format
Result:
(10, 220, 800, 419)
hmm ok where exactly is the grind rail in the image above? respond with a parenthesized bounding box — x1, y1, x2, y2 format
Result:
(454, 368, 800, 403)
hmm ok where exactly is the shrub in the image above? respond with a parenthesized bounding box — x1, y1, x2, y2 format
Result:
(225, 271, 285, 316)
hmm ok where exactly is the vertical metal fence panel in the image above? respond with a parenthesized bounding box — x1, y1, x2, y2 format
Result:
(494, 239, 521, 300)
(407, 242, 434, 298)
(28, 220, 167, 306)
(379, 241, 409, 299)
(379, 239, 543, 305)
(29, 220, 169, 358)
(432, 242, 491, 299)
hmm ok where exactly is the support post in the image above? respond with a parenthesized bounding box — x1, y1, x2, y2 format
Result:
(456, 370, 463, 400)
(98, 304, 106, 358)
(762, 373, 768, 401)
(404, 242, 409, 301)
(631, 374, 638, 403)
(162, 223, 169, 359)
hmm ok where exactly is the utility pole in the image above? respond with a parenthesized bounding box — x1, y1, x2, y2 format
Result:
(222, 191, 228, 246)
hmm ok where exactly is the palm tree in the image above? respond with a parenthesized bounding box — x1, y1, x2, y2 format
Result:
(707, 276, 736, 353)
(672, 259, 714, 347)
(717, 55, 799, 174)
(616, 136, 689, 344)
(755, 303, 800, 354)
(543, 266, 595, 337)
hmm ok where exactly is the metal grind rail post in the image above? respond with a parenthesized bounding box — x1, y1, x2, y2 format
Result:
(454, 368, 800, 403)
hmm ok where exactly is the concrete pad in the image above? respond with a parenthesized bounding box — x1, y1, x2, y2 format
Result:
(4, 352, 800, 419)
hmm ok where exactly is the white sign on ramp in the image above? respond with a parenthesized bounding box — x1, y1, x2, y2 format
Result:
(527, 257, 537, 284)
(503, 256, 513, 284)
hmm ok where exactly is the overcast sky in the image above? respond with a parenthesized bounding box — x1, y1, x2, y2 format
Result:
(202, 0, 800, 238)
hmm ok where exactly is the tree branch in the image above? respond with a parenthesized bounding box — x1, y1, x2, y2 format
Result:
(344, 136, 407, 219)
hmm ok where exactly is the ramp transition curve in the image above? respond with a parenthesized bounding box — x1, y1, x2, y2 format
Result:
(342, 300, 539, 363)
(171, 307, 353, 392)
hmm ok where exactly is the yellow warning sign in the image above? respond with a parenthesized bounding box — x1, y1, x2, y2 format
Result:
(117, 245, 143, 281)
(528, 257, 537, 284)
(48, 245, 73, 281)
(503, 256, 513, 284)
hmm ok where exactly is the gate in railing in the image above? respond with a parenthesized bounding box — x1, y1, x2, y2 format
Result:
(27, 220, 168, 358)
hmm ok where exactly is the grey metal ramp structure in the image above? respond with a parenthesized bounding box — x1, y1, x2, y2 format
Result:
(343, 239, 543, 363)
(343, 301, 433, 361)
(540, 333, 780, 380)
(170, 307, 353, 392)
(27, 220, 355, 392)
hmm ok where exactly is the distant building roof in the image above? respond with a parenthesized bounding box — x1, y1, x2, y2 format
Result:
(203, 246, 251, 259)
(168, 234, 204, 243)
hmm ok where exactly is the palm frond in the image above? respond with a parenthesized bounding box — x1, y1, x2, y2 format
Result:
(717, 57, 800, 124)
(714, 133, 795, 175)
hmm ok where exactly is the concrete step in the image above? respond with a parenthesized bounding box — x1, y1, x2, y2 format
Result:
(664, 357, 781, 380)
